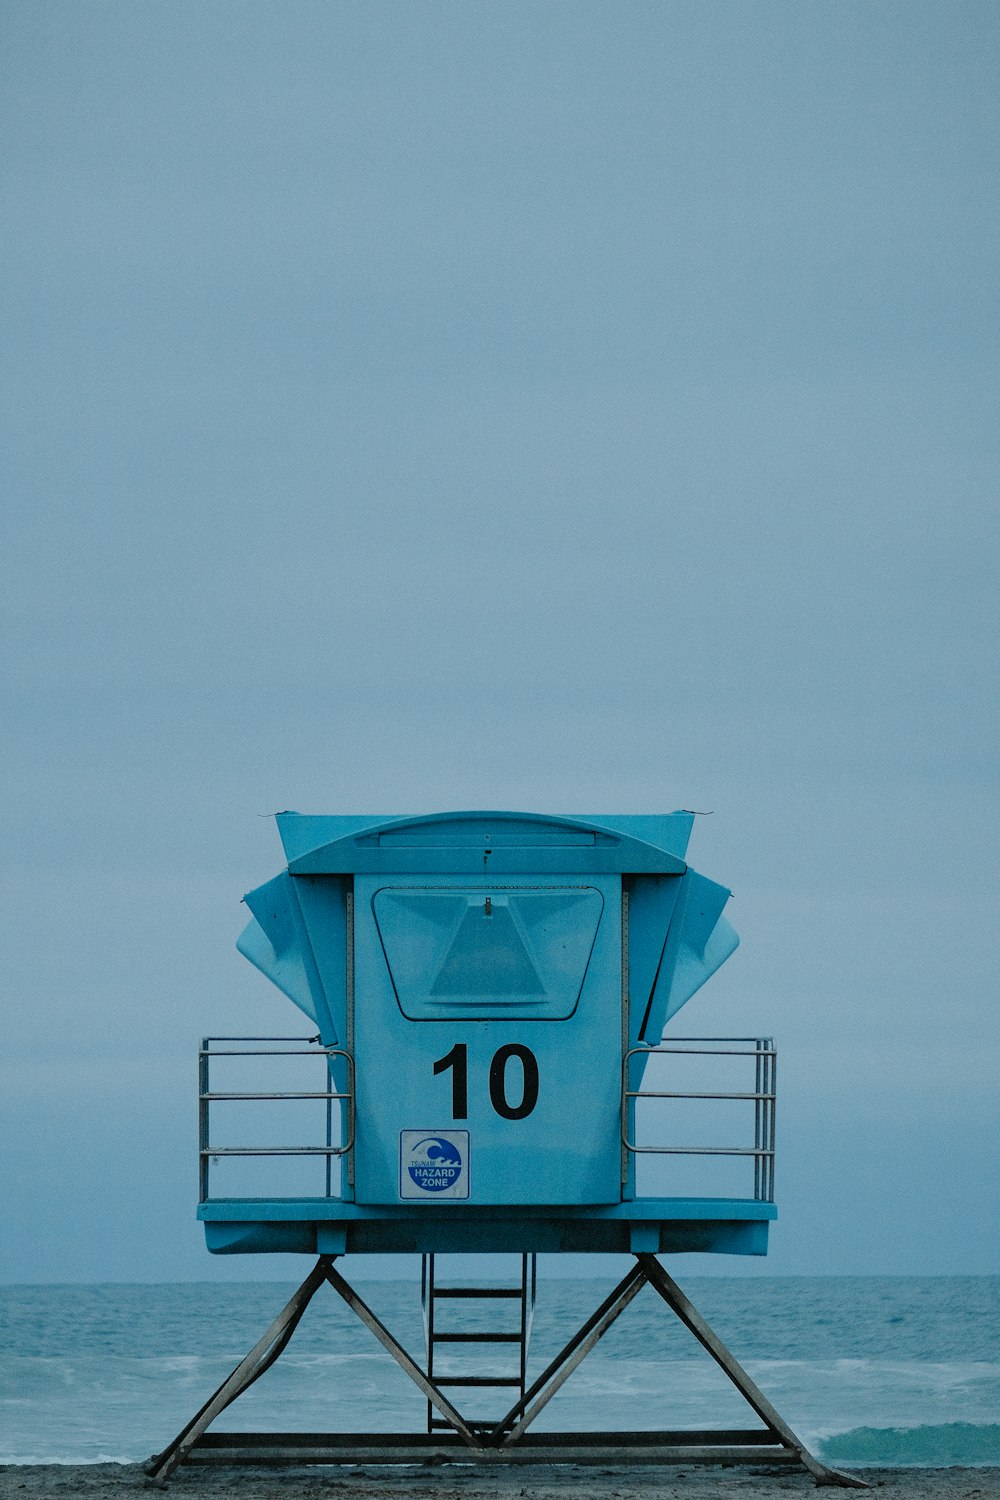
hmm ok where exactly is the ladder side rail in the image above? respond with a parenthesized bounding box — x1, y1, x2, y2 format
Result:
(518, 1254, 537, 1409)
(424, 1254, 436, 1434)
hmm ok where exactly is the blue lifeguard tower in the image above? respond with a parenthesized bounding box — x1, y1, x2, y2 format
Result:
(148, 811, 860, 1486)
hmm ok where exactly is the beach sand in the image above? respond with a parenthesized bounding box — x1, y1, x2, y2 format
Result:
(2, 1465, 999, 1500)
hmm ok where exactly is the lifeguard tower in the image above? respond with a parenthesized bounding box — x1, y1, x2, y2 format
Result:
(148, 811, 860, 1486)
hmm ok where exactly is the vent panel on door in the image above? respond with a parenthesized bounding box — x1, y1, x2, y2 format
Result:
(372, 887, 604, 1019)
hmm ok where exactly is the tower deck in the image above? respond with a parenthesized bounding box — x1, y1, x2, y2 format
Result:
(198, 1031, 776, 1257)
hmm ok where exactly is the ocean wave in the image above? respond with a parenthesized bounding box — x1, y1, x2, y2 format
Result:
(2, 1455, 135, 1466)
(818, 1422, 1000, 1466)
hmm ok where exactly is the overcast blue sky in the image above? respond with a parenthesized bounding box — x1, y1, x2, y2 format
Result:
(2, 1, 997, 1282)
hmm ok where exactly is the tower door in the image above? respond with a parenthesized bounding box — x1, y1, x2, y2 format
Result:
(351, 875, 623, 1206)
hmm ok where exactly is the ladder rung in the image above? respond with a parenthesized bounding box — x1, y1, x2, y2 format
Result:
(431, 1287, 522, 1299)
(432, 1376, 523, 1388)
(431, 1338, 522, 1350)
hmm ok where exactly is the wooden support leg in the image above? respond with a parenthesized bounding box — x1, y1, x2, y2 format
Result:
(322, 1260, 481, 1449)
(637, 1254, 869, 1489)
(144, 1259, 329, 1486)
(146, 1256, 492, 1483)
(490, 1260, 649, 1445)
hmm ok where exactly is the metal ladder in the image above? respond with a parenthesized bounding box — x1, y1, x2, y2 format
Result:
(421, 1253, 536, 1435)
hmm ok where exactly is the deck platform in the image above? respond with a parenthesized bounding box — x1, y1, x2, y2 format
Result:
(177, 1428, 802, 1467)
(199, 1195, 776, 1256)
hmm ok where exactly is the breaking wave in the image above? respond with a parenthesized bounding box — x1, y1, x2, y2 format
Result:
(818, 1422, 1000, 1466)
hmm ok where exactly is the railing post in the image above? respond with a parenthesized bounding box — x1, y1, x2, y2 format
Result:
(325, 1051, 333, 1198)
(754, 1040, 763, 1200)
(768, 1040, 776, 1202)
(198, 1040, 210, 1203)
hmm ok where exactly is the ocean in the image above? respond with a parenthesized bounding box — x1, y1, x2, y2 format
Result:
(1, 1275, 997, 1468)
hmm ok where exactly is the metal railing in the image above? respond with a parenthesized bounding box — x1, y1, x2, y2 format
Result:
(622, 1037, 776, 1202)
(197, 1033, 774, 1205)
(199, 1036, 354, 1202)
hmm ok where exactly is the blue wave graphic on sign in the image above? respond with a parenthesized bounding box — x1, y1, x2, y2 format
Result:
(406, 1136, 463, 1192)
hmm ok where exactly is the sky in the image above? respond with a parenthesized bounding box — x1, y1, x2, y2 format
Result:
(2, 1, 997, 1284)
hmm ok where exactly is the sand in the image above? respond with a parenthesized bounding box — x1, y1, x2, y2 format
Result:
(2, 1465, 999, 1500)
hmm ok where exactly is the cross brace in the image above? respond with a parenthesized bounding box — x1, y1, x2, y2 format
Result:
(145, 1254, 866, 1488)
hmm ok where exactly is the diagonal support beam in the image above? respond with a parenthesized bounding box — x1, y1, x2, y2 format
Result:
(145, 1258, 329, 1486)
(321, 1260, 481, 1449)
(489, 1260, 649, 1445)
(637, 1255, 868, 1488)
